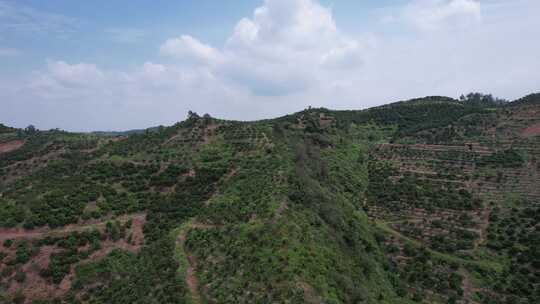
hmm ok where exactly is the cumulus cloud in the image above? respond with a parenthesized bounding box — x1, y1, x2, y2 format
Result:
(26, 60, 212, 101)
(3, 60, 240, 131)
(160, 0, 367, 96)
(160, 35, 224, 65)
(46, 61, 104, 86)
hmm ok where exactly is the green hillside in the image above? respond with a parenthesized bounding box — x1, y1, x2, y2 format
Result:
(0, 93, 539, 304)
(0, 124, 15, 134)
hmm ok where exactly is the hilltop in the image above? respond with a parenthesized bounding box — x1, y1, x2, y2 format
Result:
(0, 93, 539, 304)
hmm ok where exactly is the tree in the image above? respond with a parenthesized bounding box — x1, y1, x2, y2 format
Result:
(25, 125, 37, 134)
(460, 92, 507, 106)
(188, 111, 200, 120)
(202, 113, 212, 126)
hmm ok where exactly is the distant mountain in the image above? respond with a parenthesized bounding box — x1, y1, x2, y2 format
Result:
(90, 126, 163, 136)
(0, 93, 539, 303)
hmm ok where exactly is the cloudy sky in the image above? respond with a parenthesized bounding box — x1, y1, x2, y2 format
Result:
(1, 0, 539, 131)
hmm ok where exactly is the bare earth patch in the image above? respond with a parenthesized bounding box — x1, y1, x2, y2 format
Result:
(522, 122, 540, 137)
(0, 213, 146, 241)
(0, 139, 25, 153)
(0, 214, 146, 302)
(176, 223, 211, 304)
(186, 254, 202, 304)
(298, 281, 323, 304)
(7, 245, 65, 302)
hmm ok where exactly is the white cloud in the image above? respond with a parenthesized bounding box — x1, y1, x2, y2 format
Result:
(5, 60, 246, 131)
(402, 0, 482, 31)
(160, 35, 223, 65)
(1, 0, 539, 132)
(160, 0, 367, 96)
(226, 0, 338, 51)
(46, 61, 104, 85)
(27, 60, 205, 101)
(27, 61, 107, 101)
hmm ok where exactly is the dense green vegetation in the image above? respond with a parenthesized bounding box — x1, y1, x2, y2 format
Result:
(479, 149, 524, 168)
(381, 237, 465, 303)
(483, 205, 540, 303)
(0, 93, 538, 303)
(367, 161, 481, 211)
(329, 95, 499, 141)
(72, 239, 184, 304)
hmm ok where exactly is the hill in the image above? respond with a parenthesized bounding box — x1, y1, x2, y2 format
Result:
(0, 124, 15, 134)
(0, 93, 539, 304)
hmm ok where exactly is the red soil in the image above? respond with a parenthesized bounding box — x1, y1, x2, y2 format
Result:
(71, 214, 145, 290)
(0, 213, 146, 241)
(186, 255, 202, 303)
(0, 139, 24, 153)
(88, 213, 146, 260)
(0, 227, 49, 241)
(0, 214, 147, 303)
(522, 122, 540, 137)
(7, 245, 65, 303)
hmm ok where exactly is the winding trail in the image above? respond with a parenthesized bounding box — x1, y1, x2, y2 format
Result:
(185, 253, 201, 304)
(174, 220, 216, 304)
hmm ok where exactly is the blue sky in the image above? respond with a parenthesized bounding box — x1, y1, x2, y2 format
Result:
(1, 0, 539, 131)
(2, 1, 404, 71)
(2, 1, 238, 71)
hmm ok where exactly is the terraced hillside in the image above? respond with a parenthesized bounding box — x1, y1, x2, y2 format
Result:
(365, 94, 540, 303)
(0, 93, 538, 303)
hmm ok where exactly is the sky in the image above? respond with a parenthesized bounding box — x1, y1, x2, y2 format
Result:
(0, 0, 539, 131)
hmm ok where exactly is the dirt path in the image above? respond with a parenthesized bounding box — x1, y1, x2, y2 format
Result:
(173, 219, 220, 303)
(185, 254, 201, 304)
(460, 268, 481, 304)
(176, 229, 203, 304)
(0, 213, 146, 241)
(473, 205, 491, 250)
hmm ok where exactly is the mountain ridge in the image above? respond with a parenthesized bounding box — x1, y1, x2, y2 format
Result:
(0, 92, 539, 303)
(6, 92, 538, 135)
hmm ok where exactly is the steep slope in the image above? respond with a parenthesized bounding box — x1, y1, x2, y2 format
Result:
(364, 94, 540, 303)
(0, 114, 405, 303)
(0, 94, 538, 304)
